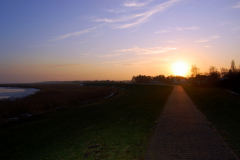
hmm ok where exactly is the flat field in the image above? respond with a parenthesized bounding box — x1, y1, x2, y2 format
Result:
(0, 83, 173, 160)
(0, 83, 116, 123)
(182, 84, 240, 156)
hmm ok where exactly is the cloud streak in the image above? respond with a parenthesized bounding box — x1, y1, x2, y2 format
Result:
(195, 35, 220, 42)
(176, 26, 199, 30)
(156, 26, 199, 33)
(95, 0, 182, 29)
(27, 64, 87, 68)
(123, 0, 152, 7)
(51, 27, 96, 41)
(106, 9, 127, 13)
(232, 2, 240, 8)
(195, 39, 209, 43)
(210, 35, 220, 39)
(98, 53, 121, 57)
(231, 27, 240, 31)
(115, 46, 177, 55)
(155, 29, 172, 33)
(94, 12, 147, 23)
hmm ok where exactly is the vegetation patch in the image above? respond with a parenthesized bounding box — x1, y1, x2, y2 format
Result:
(182, 84, 240, 156)
(0, 83, 173, 160)
(0, 83, 117, 123)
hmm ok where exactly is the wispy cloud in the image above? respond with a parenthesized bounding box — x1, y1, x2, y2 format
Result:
(28, 44, 52, 48)
(50, 27, 96, 41)
(103, 57, 170, 68)
(106, 9, 127, 13)
(155, 29, 172, 33)
(156, 26, 199, 33)
(210, 35, 220, 39)
(98, 53, 121, 57)
(113, 11, 155, 29)
(27, 64, 87, 68)
(231, 27, 240, 31)
(176, 26, 199, 30)
(73, 41, 86, 44)
(119, 60, 152, 67)
(123, 0, 152, 7)
(94, 12, 147, 23)
(95, 0, 182, 29)
(120, 63, 138, 67)
(195, 39, 209, 43)
(104, 61, 119, 64)
(195, 35, 220, 42)
(220, 21, 229, 26)
(232, 2, 240, 8)
(155, 58, 171, 61)
(51, 64, 87, 68)
(115, 46, 177, 55)
(164, 40, 175, 43)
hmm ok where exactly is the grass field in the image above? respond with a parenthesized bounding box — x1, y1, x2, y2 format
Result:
(182, 84, 240, 156)
(0, 83, 173, 160)
(0, 83, 116, 123)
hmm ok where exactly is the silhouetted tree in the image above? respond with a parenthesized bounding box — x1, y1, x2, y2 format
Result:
(131, 75, 152, 83)
(164, 75, 174, 83)
(208, 66, 220, 86)
(152, 75, 165, 82)
(220, 68, 228, 78)
(189, 61, 240, 93)
(230, 60, 236, 72)
(191, 65, 200, 77)
(132, 75, 167, 83)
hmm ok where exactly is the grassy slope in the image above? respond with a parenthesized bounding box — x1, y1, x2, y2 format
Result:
(182, 84, 240, 156)
(0, 84, 173, 160)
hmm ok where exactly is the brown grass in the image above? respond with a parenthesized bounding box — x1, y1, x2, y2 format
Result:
(0, 83, 117, 123)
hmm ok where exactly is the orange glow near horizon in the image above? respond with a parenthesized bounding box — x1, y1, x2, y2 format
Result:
(172, 61, 189, 77)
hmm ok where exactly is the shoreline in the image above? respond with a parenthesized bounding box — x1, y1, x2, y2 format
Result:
(0, 87, 40, 100)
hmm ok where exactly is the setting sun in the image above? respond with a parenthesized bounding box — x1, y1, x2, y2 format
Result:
(172, 62, 188, 76)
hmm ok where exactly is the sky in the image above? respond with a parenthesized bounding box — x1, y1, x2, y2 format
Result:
(0, 0, 240, 83)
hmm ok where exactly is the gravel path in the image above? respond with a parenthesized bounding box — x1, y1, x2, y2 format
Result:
(145, 86, 238, 160)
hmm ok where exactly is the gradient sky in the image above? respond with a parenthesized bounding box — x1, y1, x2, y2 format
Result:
(0, 0, 240, 83)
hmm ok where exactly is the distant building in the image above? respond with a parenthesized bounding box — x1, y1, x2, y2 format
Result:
(150, 81, 160, 83)
(173, 78, 187, 84)
(173, 78, 178, 83)
(179, 79, 187, 83)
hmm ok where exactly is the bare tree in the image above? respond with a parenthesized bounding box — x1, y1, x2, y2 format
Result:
(191, 65, 200, 77)
(220, 67, 228, 78)
(230, 60, 236, 72)
(208, 66, 220, 85)
(203, 72, 209, 76)
(209, 66, 218, 73)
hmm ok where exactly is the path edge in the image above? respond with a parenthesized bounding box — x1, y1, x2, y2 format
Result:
(184, 89, 239, 160)
(143, 85, 175, 159)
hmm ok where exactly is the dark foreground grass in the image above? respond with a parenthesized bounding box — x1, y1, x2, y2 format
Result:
(182, 84, 240, 156)
(0, 84, 173, 160)
(0, 83, 116, 123)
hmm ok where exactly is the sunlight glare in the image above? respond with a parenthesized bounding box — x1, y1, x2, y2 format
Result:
(172, 62, 188, 76)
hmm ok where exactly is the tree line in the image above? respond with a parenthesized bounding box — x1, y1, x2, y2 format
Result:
(131, 60, 240, 93)
(131, 75, 186, 83)
(190, 60, 240, 93)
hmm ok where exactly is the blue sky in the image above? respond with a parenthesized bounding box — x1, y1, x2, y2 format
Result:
(0, 0, 240, 83)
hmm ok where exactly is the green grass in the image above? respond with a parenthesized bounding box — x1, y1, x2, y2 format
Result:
(182, 84, 240, 156)
(0, 83, 173, 160)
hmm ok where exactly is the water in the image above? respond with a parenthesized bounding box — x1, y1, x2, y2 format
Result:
(0, 87, 39, 100)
